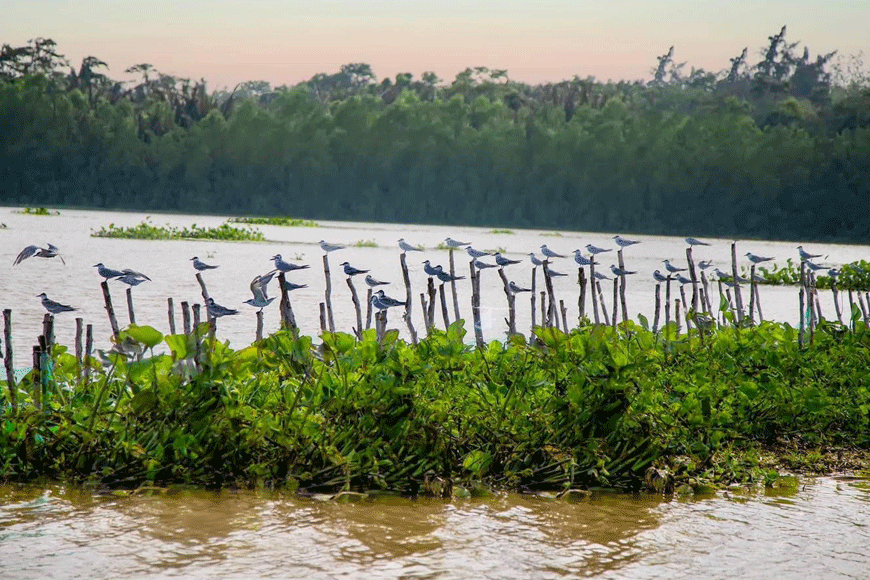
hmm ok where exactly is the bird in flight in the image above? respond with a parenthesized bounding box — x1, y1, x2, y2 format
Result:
(14, 243, 65, 265)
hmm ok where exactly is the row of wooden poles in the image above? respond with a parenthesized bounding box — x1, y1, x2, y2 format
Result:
(6, 242, 870, 415)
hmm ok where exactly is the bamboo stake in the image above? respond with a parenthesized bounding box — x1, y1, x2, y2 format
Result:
(531, 266, 537, 333)
(278, 273, 297, 330)
(560, 299, 568, 332)
(578, 267, 587, 323)
(181, 301, 191, 335)
(420, 293, 431, 337)
(3, 310, 15, 412)
(675, 299, 682, 336)
(319, 302, 327, 333)
(75, 317, 83, 366)
(41, 314, 54, 355)
(665, 277, 672, 335)
(653, 284, 661, 333)
(449, 249, 461, 323)
(749, 265, 757, 324)
(322, 255, 335, 332)
(590, 261, 600, 324)
(686, 247, 699, 314)
(716, 279, 725, 325)
(832, 281, 843, 324)
(470, 261, 484, 348)
(799, 281, 806, 347)
(438, 284, 450, 329)
(365, 288, 373, 329)
(543, 262, 557, 329)
(617, 249, 628, 323)
(400, 252, 418, 344)
(427, 277, 437, 330)
(346, 276, 363, 339)
(540, 291, 546, 329)
(859, 293, 870, 325)
(679, 285, 692, 331)
(498, 268, 517, 335)
(195, 272, 210, 301)
(124, 288, 135, 325)
(256, 310, 264, 342)
(32, 345, 41, 411)
(597, 281, 610, 326)
(730, 242, 744, 323)
(725, 288, 737, 322)
(167, 298, 176, 335)
(100, 281, 120, 338)
(84, 324, 93, 385)
(192, 304, 202, 367)
(754, 282, 764, 323)
(612, 278, 618, 331)
(701, 271, 712, 314)
(848, 290, 856, 329)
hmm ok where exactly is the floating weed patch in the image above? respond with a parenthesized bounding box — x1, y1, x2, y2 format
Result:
(490, 229, 514, 234)
(541, 232, 563, 237)
(354, 239, 378, 247)
(228, 216, 318, 227)
(92, 218, 265, 241)
(749, 259, 870, 291)
(17, 207, 60, 216)
(2, 321, 868, 495)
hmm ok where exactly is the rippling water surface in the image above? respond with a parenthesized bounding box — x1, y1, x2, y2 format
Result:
(1, 478, 868, 579)
(2, 207, 867, 365)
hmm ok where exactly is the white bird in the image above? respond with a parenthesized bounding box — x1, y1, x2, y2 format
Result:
(528, 253, 545, 267)
(271, 254, 309, 273)
(423, 260, 440, 276)
(653, 270, 669, 283)
(340, 262, 369, 276)
(594, 271, 611, 281)
(365, 274, 390, 288)
(244, 274, 275, 311)
(797, 245, 823, 261)
(745, 252, 774, 264)
(805, 260, 826, 272)
(610, 265, 637, 276)
(508, 281, 532, 293)
(663, 259, 687, 273)
(36, 292, 75, 314)
(494, 253, 521, 267)
(206, 298, 239, 318)
(374, 290, 406, 307)
(444, 237, 471, 248)
(547, 268, 568, 277)
(319, 240, 346, 253)
(398, 238, 422, 253)
(466, 247, 489, 259)
(473, 259, 498, 270)
(117, 274, 148, 287)
(585, 244, 612, 255)
(675, 274, 692, 285)
(612, 235, 640, 247)
(572, 250, 596, 266)
(540, 244, 566, 259)
(93, 263, 125, 280)
(685, 237, 711, 247)
(191, 257, 218, 271)
(14, 243, 65, 265)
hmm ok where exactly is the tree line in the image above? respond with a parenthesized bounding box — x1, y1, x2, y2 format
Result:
(1, 28, 869, 241)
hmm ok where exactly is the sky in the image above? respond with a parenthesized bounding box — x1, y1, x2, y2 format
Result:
(3, 0, 869, 89)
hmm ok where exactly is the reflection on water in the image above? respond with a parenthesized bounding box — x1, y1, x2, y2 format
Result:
(1, 478, 868, 579)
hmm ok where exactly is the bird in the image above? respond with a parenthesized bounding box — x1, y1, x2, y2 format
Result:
(271, 254, 309, 273)
(572, 250, 596, 266)
(827, 268, 840, 278)
(612, 235, 640, 247)
(653, 270, 669, 283)
(370, 294, 392, 311)
(745, 252, 774, 264)
(466, 247, 490, 259)
(254, 271, 276, 297)
(805, 260, 826, 272)
(423, 260, 441, 276)
(206, 298, 239, 318)
(93, 263, 125, 280)
(714, 268, 748, 283)
(675, 274, 693, 285)
(244, 275, 276, 311)
(685, 237, 711, 247)
(36, 292, 75, 314)
(698, 260, 714, 270)
(585, 244, 612, 255)
(121, 268, 151, 281)
(340, 262, 369, 277)
(797, 245, 823, 261)
(508, 281, 532, 293)
(750, 272, 767, 283)
(547, 269, 568, 277)
(610, 265, 637, 276)
(444, 237, 471, 248)
(14, 243, 65, 265)
(374, 290, 406, 308)
(319, 240, 346, 253)
(494, 253, 521, 267)
(663, 259, 687, 273)
(364, 274, 390, 288)
(473, 259, 498, 270)
(116, 274, 148, 287)
(528, 253, 545, 267)
(540, 244, 566, 259)
(434, 267, 465, 283)
(283, 281, 308, 291)
(594, 271, 611, 281)
(398, 238, 422, 253)
(191, 257, 218, 271)
(244, 295, 275, 311)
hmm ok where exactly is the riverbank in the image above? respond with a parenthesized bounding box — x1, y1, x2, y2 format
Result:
(2, 320, 868, 495)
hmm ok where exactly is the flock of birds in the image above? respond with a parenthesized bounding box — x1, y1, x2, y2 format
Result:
(13, 235, 839, 325)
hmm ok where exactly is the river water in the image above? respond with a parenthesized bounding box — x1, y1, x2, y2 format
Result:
(1, 206, 867, 366)
(1, 477, 868, 579)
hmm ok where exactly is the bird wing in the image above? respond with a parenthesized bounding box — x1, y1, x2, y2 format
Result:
(14, 245, 39, 265)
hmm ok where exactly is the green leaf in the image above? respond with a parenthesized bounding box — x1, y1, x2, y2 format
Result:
(126, 324, 163, 349)
(164, 334, 190, 359)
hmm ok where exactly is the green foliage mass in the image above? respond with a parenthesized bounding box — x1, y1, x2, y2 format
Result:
(2, 320, 868, 494)
(91, 219, 265, 241)
(751, 259, 870, 290)
(17, 207, 60, 216)
(1, 34, 870, 241)
(227, 216, 318, 227)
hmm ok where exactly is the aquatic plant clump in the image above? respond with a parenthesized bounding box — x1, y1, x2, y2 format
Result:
(91, 219, 266, 241)
(1, 320, 868, 495)
(749, 259, 870, 291)
(16, 207, 60, 216)
(227, 216, 318, 227)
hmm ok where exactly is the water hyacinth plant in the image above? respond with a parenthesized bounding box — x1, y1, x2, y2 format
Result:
(92, 218, 265, 241)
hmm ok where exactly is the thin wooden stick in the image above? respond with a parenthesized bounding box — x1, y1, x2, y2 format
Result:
(686, 247, 699, 314)
(470, 261, 484, 348)
(100, 281, 120, 338)
(181, 301, 191, 335)
(256, 310, 264, 342)
(701, 271, 712, 313)
(427, 277, 437, 330)
(730, 242, 744, 323)
(612, 278, 618, 331)
(675, 299, 682, 335)
(319, 302, 327, 333)
(323, 255, 335, 332)
(531, 266, 537, 333)
(420, 292, 431, 336)
(749, 265, 757, 324)
(665, 277, 672, 335)
(832, 281, 843, 324)
(400, 252, 418, 344)
(498, 268, 516, 335)
(438, 284, 450, 329)
(560, 299, 568, 332)
(589, 261, 600, 324)
(597, 281, 610, 326)
(859, 293, 870, 325)
(679, 285, 692, 331)
(195, 272, 210, 302)
(449, 249, 461, 323)
(578, 267, 587, 323)
(278, 273, 297, 330)
(126, 287, 136, 325)
(84, 324, 93, 384)
(75, 317, 83, 365)
(617, 249, 628, 323)
(167, 298, 176, 334)
(653, 284, 661, 333)
(3, 310, 15, 412)
(540, 291, 546, 329)
(365, 288, 373, 329)
(542, 262, 557, 329)
(192, 304, 202, 367)
(346, 276, 363, 339)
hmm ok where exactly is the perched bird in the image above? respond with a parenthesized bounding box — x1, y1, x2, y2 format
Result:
(14, 243, 65, 265)
(715, 268, 748, 283)
(612, 235, 640, 248)
(206, 297, 239, 318)
(827, 268, 840, 278)
(745, 252, 774, 264)
(585, 244, 612, 255)
(435, 267, 465, 283)
(540, 244, 566, 259)
(494, 253, 521, 267)
(528, 253, 545, 267)
(797, 245, 823, 261)
(663, 259, 687, 273)
(271, 254, 309, 273)
(593, 271, 611, 281)
(610, 265, 637, 276)
(319, 240, 346, 253)
(117, 274, 148, 287)
(398, 238, 422, 253)
(191, 256, 218, 271)
(466, 247, 489, 259)
(121, 268, 151, 281)
(508, 281, 532, 293)
(805, 260, 826, 272)
(340, 261, 369, 277)
(375, 290, 406, 308)
(364, 274, 390, 288)
(93, 263, 125, 280)
(444, 237, 471, 248)
(698, 260, 714, 270)
(675, 274, 693, 285)
(572, 250, 596, 266)
(283, 281, 308, 291)
(473, 259, 498, 270)
(370, 294, 390, 311)
(547, 268, 568, 277)
(751, 272, 767, 283)
(36, 292, 75, 314)
(423, 260, 441, 276)
(685, 237, 711, 247)
(653, 270, 669, 283)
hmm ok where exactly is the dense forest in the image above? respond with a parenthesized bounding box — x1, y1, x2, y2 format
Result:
(1, 28, 869, 241)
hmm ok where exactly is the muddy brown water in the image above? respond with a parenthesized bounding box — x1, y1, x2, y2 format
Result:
(1, 477, 868, 579)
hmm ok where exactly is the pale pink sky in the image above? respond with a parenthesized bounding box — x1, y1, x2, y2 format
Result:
(3, 0, 868, 88)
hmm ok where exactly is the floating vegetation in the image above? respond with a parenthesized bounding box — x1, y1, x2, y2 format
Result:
(228, 216, 318, 227)
(541, 232, 563, 237)
(3, 320, 868, 494)
(490, 228, 514, 234)
(354, 239, 378, 248)
(92, 219, 265, 241)
(749, 259, 870, 291)
(17, 207, 60, 216)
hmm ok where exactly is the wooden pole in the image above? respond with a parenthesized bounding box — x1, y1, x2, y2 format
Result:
(617, 249, 628, 323)
(277, 274, 297, 330)
(100, 281, 120, 338)
(597, 281, 610, 326)
(611, 278, 618, 331)
(42, 313, 54, 353)
(181, 301, 191, 335)
(426, 277, 437, 330)
(675, 299, 682, 336)
(530, 266, 537, 333)
(319, 302, 327, 333)
(3, 310, 15, 412)
(449, 249, 461, 323)
(195, 272, 210, 302)
(539, 291, 546, 329)
(716, 279, 725, 325)
(543, 262, 557, 329)
(848, 289, 856, 329)
(192, 304, 202, 367)
(578, 267, 587, 324)
(560, 299, 568, 332)
(700, 271, 712, 314)
(365, 288, 373, 330)
(665, 277, 672, 334)
(438, 284, 450, 329)
(686, 247, 699, 314)
(590, 261, 600, 324)
(859, 293, 870, 325)
(754, 283, 764, 323)
(323, 254, 335, 332)
(75, 317, 83, 365)
(346, 276, 363, 339)
(32, 345, 42, 411)
(653, 284, 661, 333)
(498, 268, 517, 335)
(420, 293, 431, 337)
(400, 253, 418, 344)
(749, 265, 757, 324)
(167, 297, 176, 335)
(730, 242, 744, 323)
(84, 324, 93, 385)
(256, 310, 264, 342)
(679, 285, 692, 331)
(470, 262, 484, 347)
(125, 287, 136, 325)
